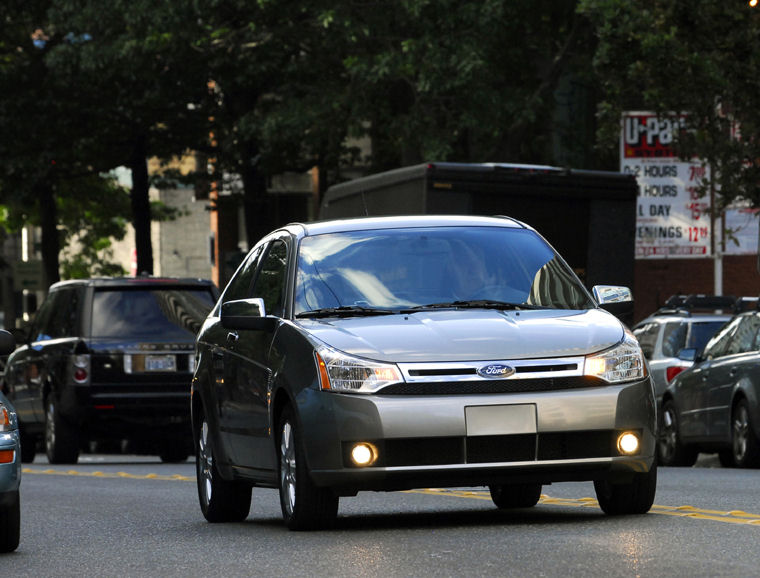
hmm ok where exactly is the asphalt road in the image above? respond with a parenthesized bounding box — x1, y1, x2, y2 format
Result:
(3, 453, 759, 577)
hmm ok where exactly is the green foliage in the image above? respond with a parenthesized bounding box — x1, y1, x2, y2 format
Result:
(579, 0, 760, 206)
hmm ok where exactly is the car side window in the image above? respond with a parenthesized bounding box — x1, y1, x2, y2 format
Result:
(724, 316, 760, 355)
(29, 292, 58, 341)
(661, 322, 687, 358)
(251, 240, 288, 318)
(632, 323, 659, 360)
(222, 245, 265, 303)
(703, 317, 740, 360)
(46, 289, 80, 338)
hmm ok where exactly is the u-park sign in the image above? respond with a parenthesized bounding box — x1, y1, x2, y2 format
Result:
(621, 112, 758, 259)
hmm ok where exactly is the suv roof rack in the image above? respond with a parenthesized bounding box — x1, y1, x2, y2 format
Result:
(655, 294, 738, 316)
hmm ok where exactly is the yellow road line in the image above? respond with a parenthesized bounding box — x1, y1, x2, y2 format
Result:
(407, 488, 760, 526)
(23, 468, 760, 526)
(23, 467, 194, 482)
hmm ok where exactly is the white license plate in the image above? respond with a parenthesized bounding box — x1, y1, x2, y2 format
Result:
(465, 404, 537, 436)
(145, 355, 177, 372)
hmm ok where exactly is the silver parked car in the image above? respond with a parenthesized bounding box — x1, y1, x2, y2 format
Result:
(632, 295, 734, 403)
(192, 215, 657, 530)
(0, 329, 20, 553)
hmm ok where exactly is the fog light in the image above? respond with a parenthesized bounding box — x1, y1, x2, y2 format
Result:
(617, 432, 640, 455)
(350, 443, 378, 467)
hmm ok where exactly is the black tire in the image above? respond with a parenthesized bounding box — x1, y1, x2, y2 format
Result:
(159, 442, 189, 463)
(658, 400, 698, 467)
(45, 397, 80, 464)
(277, 405, 338, 530)
(489, 483, 542, 509)
(196, 415, 251, 523)
(594, 464, 658, 515)
(19, 429, 36, 463)
(0, 490, 20, 553)
(718, 449, 734, 468)
(731, 398, 760, 468)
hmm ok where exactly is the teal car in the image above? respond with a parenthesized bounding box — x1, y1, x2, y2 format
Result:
(0, 330, 19, 553)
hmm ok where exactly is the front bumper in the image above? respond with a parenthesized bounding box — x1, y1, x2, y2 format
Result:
(299, 376, 656, 493)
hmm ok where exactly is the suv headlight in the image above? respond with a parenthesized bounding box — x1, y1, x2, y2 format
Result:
(315, 346, 403, 394)
(584, 330, 647, 383)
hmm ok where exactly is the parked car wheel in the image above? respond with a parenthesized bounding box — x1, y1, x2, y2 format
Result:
(278, 406, 338, 530)
(45, 397, 80, 464)
(658, 400, 698, 467)
(489, 483, 542, 509)
(0, 490, 20, 553)
(731, 399, 760, 468)
(718, 449, 734, 468)
(196, 415, 251, 522)
(594, 465, 657, 515)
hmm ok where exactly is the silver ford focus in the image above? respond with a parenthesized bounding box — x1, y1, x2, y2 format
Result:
(192, 215, 656, 530)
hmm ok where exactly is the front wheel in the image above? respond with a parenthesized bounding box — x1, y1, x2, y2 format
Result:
(45, 397, 80, 464)
(658, 400, 698, 467)
(278, 406, 338, 530)
(594, 465, 657, 515)
(196, 415, 251, 522)
(0, 490, 20, 553)
(731, 399, 760, 468)
(489, 483, 542, 509)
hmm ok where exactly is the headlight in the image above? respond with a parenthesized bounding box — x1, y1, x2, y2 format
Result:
(584, 330, 646, 383)
(315, 347, 403, 394)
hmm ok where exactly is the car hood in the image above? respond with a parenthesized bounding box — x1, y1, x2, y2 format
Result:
(295, 308, 625, 363)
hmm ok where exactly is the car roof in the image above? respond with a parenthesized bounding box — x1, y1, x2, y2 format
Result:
(287, 215, 529, 237)
(48, 276, 217, 291)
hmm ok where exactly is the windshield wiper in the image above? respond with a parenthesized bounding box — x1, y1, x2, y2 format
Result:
(404, 300, 546, 312)
(296, 306, 397, 319)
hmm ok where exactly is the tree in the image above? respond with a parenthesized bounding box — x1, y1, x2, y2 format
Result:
(45, 0, 211, 274)
(579, 0, 760, 208)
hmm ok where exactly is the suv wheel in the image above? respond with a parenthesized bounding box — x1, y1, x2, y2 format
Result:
(489, 483, 542, 508)
(45, 397, 80, 464)
(196, 415, 251, 522)
(277, 405, 338, 530)
(731, 399, 760, 468)
(658, 400, 698, 467)
(594, 465, 657, 515)
(0, 490, 20, 553)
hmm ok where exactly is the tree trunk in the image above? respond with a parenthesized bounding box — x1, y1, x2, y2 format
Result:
(129, 135, 153, 275)
(241, 141, 269, 249)
(37, 180, 60, 288)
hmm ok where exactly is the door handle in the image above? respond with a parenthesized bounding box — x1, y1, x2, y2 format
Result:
(226, 331, 239, 344)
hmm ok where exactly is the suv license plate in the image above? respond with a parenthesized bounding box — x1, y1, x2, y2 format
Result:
(145, 355, 177, 372)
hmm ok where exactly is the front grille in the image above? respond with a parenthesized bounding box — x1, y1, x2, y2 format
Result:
(378, 376, 603, 395)
(538, 431, 615, 460)
(342, 430, 617, 468)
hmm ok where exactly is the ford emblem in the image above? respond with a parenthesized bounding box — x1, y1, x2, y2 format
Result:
(477, 364, 515, 379)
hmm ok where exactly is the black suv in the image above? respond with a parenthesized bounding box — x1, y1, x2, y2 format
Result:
(2, 277, 218, 464)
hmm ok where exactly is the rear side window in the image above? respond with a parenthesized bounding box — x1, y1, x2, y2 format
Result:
(632, 323, 659, 360)
(90, 287, 216, 339)
(661, 322, 687, 358)
(32, 288, 81, 340)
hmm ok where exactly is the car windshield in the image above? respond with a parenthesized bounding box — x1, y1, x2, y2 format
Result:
(294, 226, 593, 315)
(90, 287, 216, 339)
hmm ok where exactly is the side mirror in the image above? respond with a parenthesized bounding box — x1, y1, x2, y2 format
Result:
(0, 329, 16, 356)
(592, 285, 633, 305)
(221, 298, 276, 331)
(592, 285, 634, 325)
(677, 348, 697, 362)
